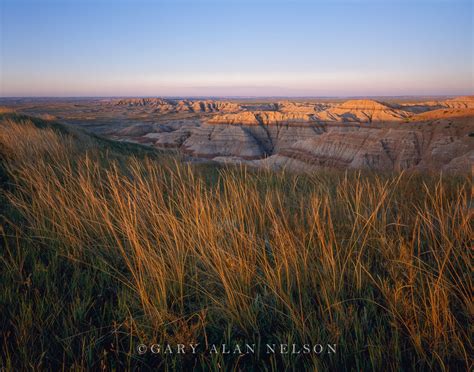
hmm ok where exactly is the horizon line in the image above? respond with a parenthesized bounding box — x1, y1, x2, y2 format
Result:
(1, 94, 471, 100)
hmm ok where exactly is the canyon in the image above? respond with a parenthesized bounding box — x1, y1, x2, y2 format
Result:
(2, 96, 473, 173)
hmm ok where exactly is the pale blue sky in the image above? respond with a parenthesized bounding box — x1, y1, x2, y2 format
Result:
(1, 0, 472, 97)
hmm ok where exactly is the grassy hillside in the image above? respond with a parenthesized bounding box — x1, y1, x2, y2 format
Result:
(0, 115, 471, 370)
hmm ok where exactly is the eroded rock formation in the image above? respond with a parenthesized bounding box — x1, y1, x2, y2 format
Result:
(14, 96, 471, 173)
(107, 98, 241, 113)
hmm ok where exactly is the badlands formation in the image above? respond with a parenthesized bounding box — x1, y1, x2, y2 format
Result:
(111, 96, 474, 173)
(3, 96, 473, 173)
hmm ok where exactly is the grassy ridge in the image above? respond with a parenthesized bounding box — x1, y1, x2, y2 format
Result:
(0, 116, 472, 370)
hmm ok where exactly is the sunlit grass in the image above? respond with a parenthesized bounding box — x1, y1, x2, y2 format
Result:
(1, 117, 471, 370)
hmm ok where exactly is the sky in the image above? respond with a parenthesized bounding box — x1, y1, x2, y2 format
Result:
(0, 0, 472, 97)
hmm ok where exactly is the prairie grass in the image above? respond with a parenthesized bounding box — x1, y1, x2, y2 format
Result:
(0, 116, 472, 370)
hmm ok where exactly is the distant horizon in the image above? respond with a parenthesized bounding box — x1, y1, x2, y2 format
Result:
(1, 0, 472, 97)
(0, 94, 470, 100)
(1, 89, 472, 100)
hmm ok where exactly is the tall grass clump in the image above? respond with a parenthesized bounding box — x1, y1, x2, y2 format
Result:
(1, 117, 472, 370)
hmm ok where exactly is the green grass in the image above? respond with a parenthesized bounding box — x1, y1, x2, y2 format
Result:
(0, 115, 472, 370)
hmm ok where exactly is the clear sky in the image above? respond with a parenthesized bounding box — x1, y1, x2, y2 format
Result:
(0, 0, 472, 97)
